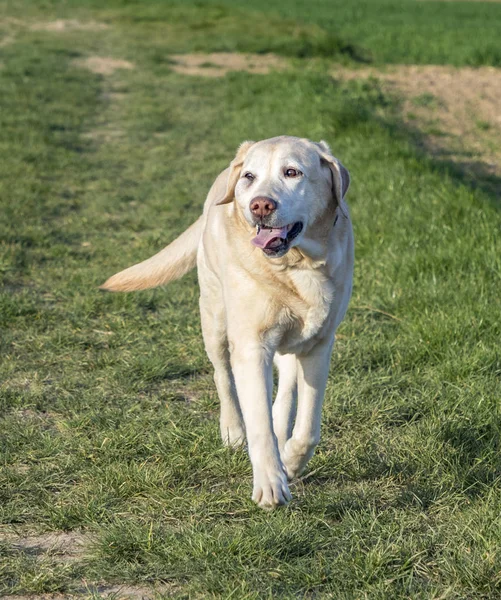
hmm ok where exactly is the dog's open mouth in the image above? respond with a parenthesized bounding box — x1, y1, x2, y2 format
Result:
(251, 221, 303, 256)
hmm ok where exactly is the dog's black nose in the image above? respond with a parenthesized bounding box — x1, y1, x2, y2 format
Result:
(250, 196, 277, 219)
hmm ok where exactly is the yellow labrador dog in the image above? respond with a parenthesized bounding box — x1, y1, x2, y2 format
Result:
(101, 136, 354, 509)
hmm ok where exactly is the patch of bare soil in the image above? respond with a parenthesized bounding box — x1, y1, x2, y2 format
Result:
(2, 586, 167, 600)
(2, 585, 169, 600)
(0, 34, 14, 47)
(73, 56, 135, 76)
(86, 584, 173, 599)
(332, 64, 501, 189)
(1, 529, 173, 599)
(0, 17, 24, 25)
(82, 126, 125, 142)
(0, 18, 109, 48)
(0, 17, 23, 47)
(169, 52, 288, 77)
(30, 19, 109, 32)
(3, 530, 90, 563)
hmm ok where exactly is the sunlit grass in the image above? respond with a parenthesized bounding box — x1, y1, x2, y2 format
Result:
(1, 1, 500, 598)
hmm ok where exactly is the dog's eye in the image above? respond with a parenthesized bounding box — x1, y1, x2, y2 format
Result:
(244, 172, 255, 181)
(285, 168, 302, 178)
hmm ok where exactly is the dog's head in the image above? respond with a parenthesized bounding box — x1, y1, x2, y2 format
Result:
(217, 136, 350, 258)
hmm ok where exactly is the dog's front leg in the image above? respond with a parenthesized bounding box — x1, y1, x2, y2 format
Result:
(282, 336, 335, 479)
(230, 341, 291, 509)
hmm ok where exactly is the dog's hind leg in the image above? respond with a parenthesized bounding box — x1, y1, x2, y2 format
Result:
(272, 352, 298, 454)
(200, 297, 245, 448)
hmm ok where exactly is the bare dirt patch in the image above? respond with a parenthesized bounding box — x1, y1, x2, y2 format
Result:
(86, 584, 173, 599)
(169, 52, 288, 77)
(1, 529, 174, 599)
(0, 18, 109, 48)
(0, 17, 24, 26)
(332, 64, 501, 187)
(0, 34, 14, 48)
(2, 584, 170, 600)
(82, 126, 125, 142)
(30, 19, 109, 32)
(11, 407, 56, 431)
(73, 56, 135, 76)
(0, 17, 23, 47)
(3, 530, 90, 563)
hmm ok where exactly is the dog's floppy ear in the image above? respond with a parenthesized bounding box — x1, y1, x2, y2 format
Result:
(216, 140, 255, 205)
(315, 140, 350, 217)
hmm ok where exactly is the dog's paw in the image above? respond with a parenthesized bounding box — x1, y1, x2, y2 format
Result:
(282, 436, 317, 480)
(252, 467, 292, 509)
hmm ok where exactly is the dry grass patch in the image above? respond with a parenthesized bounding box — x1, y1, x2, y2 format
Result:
(333, 64, 501, 184)
(2, 584, 168, 600)
(0, 529, 173, 598)
(87, 584, 171, 599)
(0, 17, 23, 47)
(169, 52, 289, 77)
(0, 34, 14, 48)
(30, 20, 109, 32)
(73, 56, 135, 76)
(0, 17, 109, 48)
(82, 127, 125, 142)
(8, 531, 90, 564)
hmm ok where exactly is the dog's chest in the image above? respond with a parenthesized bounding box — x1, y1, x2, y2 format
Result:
(277, 268, 335, 353)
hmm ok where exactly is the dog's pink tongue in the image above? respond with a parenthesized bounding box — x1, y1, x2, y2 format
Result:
(251, 226, 289, 249)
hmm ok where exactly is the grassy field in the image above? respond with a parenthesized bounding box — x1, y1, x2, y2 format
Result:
(214, 0, 501, 66)
(1, 0, 501, 598)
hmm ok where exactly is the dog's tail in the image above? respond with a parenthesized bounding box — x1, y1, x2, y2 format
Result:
(100, 216, 203, 292)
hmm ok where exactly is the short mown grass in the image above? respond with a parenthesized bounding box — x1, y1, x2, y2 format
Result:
(214, 0, 501, 66)
(1, 1, 500, 598)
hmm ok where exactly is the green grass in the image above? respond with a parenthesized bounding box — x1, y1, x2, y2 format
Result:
(1, 1, 501, 598)
(3, 0, 501, 66)
(212, 0, 501, 66)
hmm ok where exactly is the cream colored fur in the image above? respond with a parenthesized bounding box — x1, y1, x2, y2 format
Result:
(102, 136, 354, 509)
(101, 216, 203, 292)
